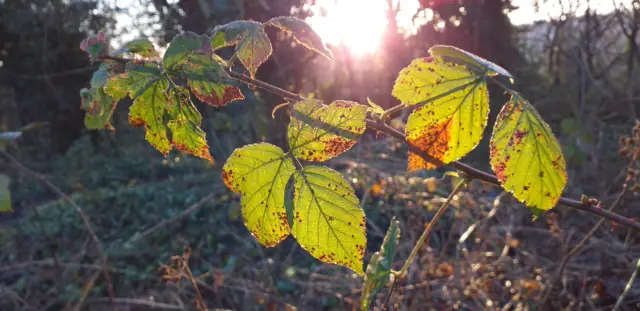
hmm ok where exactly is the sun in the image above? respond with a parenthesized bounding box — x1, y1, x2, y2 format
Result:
(307, 0, 424, 55)
(307, 0, 389, 55)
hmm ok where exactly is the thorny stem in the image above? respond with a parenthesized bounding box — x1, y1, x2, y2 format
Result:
(220, 69, 640, 231)
(100, 55, 640, 227)
(383, 178, 467, 306)
(227, 70, 303, 101)
(398, 178, 467, 275)
(0, 149, 117, 306)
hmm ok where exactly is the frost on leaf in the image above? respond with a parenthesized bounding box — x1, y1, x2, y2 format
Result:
(0, 174, 12, 213)
(288, 100, 367, 162)
(183, 53, 244, 107)
(490, 95, 567, 210)
(266, 16, 333, 60)
(393, 57, 489, 171)
(163, 32, 209, 69)
(167, 87, 213, 162)
(429, 45, 513, 79)
(222, 143, 295, 247)
(292, 166, 366, 275)
(361, 218, 400, 310)
(112, 38, 159, 59)
(210, 21, 272, 77)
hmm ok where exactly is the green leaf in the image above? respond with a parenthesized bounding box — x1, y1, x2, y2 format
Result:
(167, 87, 213, 162)
(113, 38, 159, 58)
(429, 45, 513, 80)
(361, 218, 400, 310)
(81, 66, 122, 130)
(266, 16, 333, 60)
(393, 57, 489, 171)
(288, 100, 367, 162)
(90, 65, 110, 88)
(104, 74, 129, 100)
(184, 53, 245, 107)
(163, 32, 208, 69)
(130, 78, 171, 155)
(106, 63, 164, 98)
(0, 174, 12, 213)
(490, 95, 567, 210)
(107, 63, 172, 154)
(366, 97, 384, 115)
(0, 132, 22, 150)
(222, 143, 295, 247)
(81, 88, 117, 130)
(211, 21, 272, 77)
(79, 31, 107, 62)
(292, 166, 366, 275)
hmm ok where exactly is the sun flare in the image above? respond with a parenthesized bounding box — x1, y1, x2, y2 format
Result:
(307, 0, 388, 55)
(307, 0, 425, 55)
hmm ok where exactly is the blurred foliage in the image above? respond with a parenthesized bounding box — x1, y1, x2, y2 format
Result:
(2, 0, 640, 310)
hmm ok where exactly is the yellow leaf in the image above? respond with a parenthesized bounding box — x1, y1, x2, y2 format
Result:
(393, 57, 489, 171)
(366, 97, 384, 115)
(288, 100, 367, 162)
(222, 143, 295, 247)
(292, 166, 366, 275)
(490, 95, 567, 210)
(429, 45, 513, 79)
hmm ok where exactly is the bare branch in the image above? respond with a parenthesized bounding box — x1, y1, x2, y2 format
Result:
(0, 149, 116, 305)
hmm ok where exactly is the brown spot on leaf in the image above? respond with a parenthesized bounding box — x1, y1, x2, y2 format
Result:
(513, 129, 528, 145)
(407, 119, 451, 171)
(192, 85, 244, 107)
(172, 141, 213, 163)
(129, 117, 144, 127)
(323, 136, 356, 159)
(332, 100, 355, 108)
(494, 161, 508, 181)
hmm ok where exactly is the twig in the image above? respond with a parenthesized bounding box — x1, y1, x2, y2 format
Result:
(124, 192, 219, 246)
(384, 178, 467, 307)
(0, 259, 141, 276)
(222, 70, 640, 231)
(72, 269, 102, 311)
(0, 149, 116, 305)
(0, 285, 36, 310)
(540, 153, 637, 307)
(612, 257, 640, 311)
(86, 297, 185, 310)
(98, 54, 640, 229)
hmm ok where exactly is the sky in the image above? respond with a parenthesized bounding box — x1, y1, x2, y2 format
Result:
(306, 0, 632, 55)
(111, 0, 633, 55)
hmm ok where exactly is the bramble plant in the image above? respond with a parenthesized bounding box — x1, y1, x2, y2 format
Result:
(74, 16, 639, 310)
